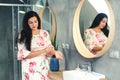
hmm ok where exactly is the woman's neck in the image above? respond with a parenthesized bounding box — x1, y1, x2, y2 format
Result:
(32, 29, 40, 35)
(93, 27, 101, 33)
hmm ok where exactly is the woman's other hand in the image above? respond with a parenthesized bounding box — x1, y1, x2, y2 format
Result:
(55, 51, 63, 60)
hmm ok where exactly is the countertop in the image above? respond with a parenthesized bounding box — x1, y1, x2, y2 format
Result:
(49, 70, 108, 80)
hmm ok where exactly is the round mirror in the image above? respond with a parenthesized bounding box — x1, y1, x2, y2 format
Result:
(39, 6, 56, 42)
(73, 0, 115, 58)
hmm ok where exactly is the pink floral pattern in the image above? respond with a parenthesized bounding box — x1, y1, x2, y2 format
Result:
(25, 73, 29, 80)
(18, 49, 24, 60)
(84, 29, 108, 54)
(17, 29, 51, 80)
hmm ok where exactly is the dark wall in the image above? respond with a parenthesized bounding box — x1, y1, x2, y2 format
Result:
(0, 6, 14, 80)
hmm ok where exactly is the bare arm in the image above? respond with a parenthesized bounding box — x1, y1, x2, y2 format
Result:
(46, 50, 63, 60)
(54, 51, 63, 60)
(92, 45, 104, 52)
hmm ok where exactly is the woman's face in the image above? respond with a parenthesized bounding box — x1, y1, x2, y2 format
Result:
(28, 16, 38, 30)
(99, 17, 108, 29)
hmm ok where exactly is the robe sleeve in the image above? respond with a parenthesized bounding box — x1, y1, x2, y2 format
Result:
(17, 43, 31, 60)
(17, 34, 30, 60)
(84, 29, 96, 51)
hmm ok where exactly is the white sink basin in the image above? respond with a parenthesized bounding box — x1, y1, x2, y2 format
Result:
(63, 70, 105, 80)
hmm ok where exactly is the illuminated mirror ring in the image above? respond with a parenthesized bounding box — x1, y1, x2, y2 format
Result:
(73, 0, 115, 58)
(39, 6, 56, 42)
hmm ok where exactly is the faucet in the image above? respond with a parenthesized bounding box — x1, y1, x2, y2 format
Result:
(87, 64, 92, 72)
(75, 64, 81, 70)
(87, 61, 94, 72)
(81, 61, 93, 72)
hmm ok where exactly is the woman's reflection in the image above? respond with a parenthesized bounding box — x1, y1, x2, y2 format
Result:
(83, 13, 109, 55)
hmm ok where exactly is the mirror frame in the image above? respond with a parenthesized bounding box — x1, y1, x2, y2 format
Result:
(39, 6, 56, 42)
(73, 0, 115, 58)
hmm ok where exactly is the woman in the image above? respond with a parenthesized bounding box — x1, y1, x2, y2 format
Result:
(16, 11, 62, 80)
(84, 13, 109, 55)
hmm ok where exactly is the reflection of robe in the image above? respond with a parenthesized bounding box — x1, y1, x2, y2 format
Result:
(84, 29, 108, 54)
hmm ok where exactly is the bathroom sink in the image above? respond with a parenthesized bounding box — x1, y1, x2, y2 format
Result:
(86, 72, 105, 80)
(90, 72, 105, 77)
(63, 70, 105, 80)
(63, 70, 87, 80)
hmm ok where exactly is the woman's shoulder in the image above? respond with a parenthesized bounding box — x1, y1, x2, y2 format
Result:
(40, 29, 50, 37)
(40, 29, 49, 33)
(84, 28, 93, 33)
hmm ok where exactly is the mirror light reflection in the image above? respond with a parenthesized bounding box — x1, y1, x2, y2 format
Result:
(88, 0, 110, 26)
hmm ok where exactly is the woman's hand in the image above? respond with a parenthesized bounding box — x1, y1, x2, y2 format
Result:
(44, 45, 63, 60)
(45, 45, 54, 54)
(55, 51, 63, 60)
(46, 50, 55, 57)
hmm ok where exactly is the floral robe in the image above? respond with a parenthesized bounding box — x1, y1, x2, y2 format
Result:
(17, 29, 51, 80)
(84, 29, 108, 54)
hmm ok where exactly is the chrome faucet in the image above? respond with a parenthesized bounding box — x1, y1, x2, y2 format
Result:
(87, 64, 92, 72)
(76, 64, 81, 70)
(81, 61, 93, 72)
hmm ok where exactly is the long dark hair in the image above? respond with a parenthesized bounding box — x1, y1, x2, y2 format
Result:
(90, 13, 109, 37)
(17, 11, 41, 51)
